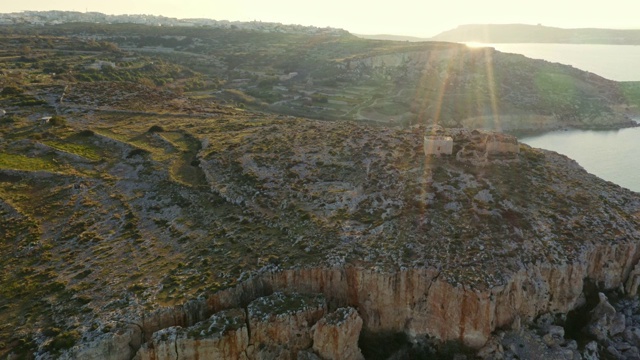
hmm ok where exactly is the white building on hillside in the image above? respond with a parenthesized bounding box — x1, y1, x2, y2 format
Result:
(424, 135, 453, 156)
(85, 60, 116, 71)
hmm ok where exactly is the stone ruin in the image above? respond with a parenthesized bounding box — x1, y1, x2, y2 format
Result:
(423, 135, 453, 156)
(423, 127, 520, 164)
(423, 125, 453, 156)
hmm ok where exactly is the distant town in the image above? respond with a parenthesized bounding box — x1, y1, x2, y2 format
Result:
(0, 10, 347, 35)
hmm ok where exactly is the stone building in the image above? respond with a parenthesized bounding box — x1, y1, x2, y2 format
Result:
(485, 133, 520, 157)
(424, 135, 453, 156)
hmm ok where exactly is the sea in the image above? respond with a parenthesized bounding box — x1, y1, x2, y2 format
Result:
(469, 43, 640, 193)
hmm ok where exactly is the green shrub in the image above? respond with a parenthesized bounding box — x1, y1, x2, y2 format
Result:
(1, 86, 23, 96)
(147, 125, 164, 133)
(78, 129, 95, 137)
(47, 330, 79, 352)
(49, 115, 67, 127)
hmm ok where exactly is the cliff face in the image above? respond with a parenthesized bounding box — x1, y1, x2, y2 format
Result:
(3, 111, 639, 359)
(227, 242, 638, 348)
(246, 292, 326, 359)
(130, 293, 363, 360)
(135, 309, 249, 360)
(67, 239, 640, 359)
(312, 307, 364, 360)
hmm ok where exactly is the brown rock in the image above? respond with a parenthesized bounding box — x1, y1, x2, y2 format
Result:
(135, 308, 249, 360)
(60, 325, 141, 360)
(247, 292, 326, 360)
(311, 307, 364, 360)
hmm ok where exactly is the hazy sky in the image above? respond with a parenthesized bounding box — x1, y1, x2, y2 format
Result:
(1, 0, 638, 37)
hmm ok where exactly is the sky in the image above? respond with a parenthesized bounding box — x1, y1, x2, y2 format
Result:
(1, 0, 639, 38)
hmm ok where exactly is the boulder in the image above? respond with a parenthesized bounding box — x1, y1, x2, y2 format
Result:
(587, 293, 626, 340)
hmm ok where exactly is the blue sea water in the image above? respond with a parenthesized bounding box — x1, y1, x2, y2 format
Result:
(481, 43, 640, 82)
(520, 123, 640, 193)
(468, 43, 640, 193)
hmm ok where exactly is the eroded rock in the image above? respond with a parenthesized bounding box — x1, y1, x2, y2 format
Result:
(311, 307, 364, 360)
(135, 308, 249, 360)
(247, 292, 326, 360)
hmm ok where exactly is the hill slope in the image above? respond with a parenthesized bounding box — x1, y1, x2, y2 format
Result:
(1, 107, 639, 357)
(432, 24, 640, 44)
(1, 23, 640, 359)
(2, 25, 638, 132)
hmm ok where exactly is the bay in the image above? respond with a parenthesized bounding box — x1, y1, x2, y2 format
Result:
(520, 122, 640, 193)
(469, 43, 640, 82)
(465, 42, 640, 193)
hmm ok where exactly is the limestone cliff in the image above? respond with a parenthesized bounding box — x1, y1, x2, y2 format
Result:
(136, 241, 637, 350)
(246, 292, 326, 359)
(132, 293, 350, 360)
(312, 307, 364, 360)
(2, 114, 639, 359)
(135, 309, 249, 360)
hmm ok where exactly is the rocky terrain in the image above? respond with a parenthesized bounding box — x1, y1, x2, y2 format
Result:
(2, 22, 639, 132)
(0, 98, 639, 358)
(1, 19, 640, 360)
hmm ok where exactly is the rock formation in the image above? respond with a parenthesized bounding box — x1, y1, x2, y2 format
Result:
(135, 309, 249, 360)
(311, 307, 364, 360)
(246, 292, 326, 359)
(1, 113, 639, 359)
(131, 293, 336, 360)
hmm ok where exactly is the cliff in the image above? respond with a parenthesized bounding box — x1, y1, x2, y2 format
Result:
(1, 113, 639, 359)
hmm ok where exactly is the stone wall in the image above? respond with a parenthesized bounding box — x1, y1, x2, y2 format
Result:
(424, 135, 453, 156)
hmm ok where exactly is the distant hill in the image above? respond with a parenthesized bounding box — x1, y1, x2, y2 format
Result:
(355, 34, 431, 42)
(432, 24, 640, 44)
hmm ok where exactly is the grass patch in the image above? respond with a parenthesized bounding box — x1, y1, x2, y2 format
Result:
(0, 154, 63, 172)
(43, 141, 102, 161)
(621, 81, 640, 108)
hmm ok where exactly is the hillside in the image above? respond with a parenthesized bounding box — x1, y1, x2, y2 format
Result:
(355, 33, 431, 42)
(1, 21, 640, 359)
(1, 88, 640, 357)
(2, 23, 638, 133)
(432, 24, 640, 44)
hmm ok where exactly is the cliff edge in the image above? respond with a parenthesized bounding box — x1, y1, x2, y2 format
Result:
(0, 115, 639, 359)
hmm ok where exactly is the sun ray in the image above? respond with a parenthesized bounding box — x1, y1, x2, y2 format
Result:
(483, 47, 502, 132)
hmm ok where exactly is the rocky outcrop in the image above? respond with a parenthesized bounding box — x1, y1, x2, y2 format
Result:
(135, 308, 249, 360)
(311, 307, 364, 360)
(127, 241, 638, 353)
(247, 292, 326, 360)
(625, 262, 640, 296)
(59, 326, 142, 360)
(587, 293, 626, 341)
(477, 291, 640, 360)
(132, 293, 328, 360)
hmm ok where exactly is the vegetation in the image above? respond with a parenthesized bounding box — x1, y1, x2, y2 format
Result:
(0, 20, 638, 359)
(1, 23, 633, 128)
